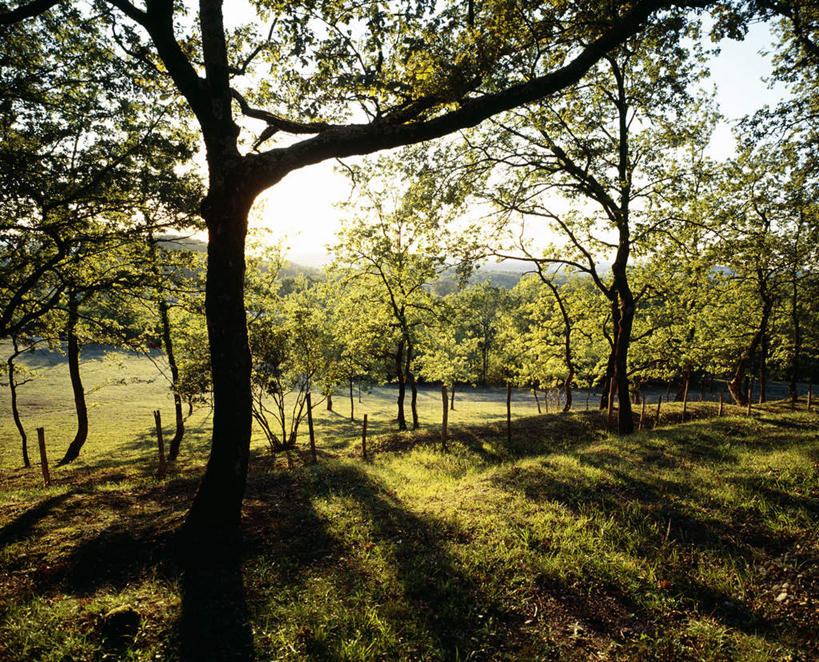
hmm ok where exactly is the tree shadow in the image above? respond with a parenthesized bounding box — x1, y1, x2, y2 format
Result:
(239, 460, 539, 659)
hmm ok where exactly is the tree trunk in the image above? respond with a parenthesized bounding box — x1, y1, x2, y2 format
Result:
(441, 383, 448, 451)
(789, 270, 801, 402)
(534, 389, 541, 414)
(758, 331, 768, 404)
(326, 391, 333, 411)
(58, 289, 89, 465)
(396, 341, 406, 430)
(405, 341, 418, 430)
(158, 293, 185, 461)
(8, 337, 29, 468)
(610, 290, 634, 434)
(349, 377, 354, 420)
(727, 297, 772, 406)
(450, 383, 455, 410)
(563, 369, 573, 412)
(181, 186, 255, 546)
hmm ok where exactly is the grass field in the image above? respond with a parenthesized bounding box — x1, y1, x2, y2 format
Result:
(1, 347, 817, 661)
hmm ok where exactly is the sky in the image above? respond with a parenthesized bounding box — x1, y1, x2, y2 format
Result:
(242, 20, 788, 266)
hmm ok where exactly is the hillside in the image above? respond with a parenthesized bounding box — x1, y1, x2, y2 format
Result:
(1, 350, 816, 661)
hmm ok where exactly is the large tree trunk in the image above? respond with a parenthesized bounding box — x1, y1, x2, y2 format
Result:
(58, 289, 89, 465)
(395, 341, 406, 430)
(158, 293, 185, 461)
(600, 300, 620, 410)
(612, 297, 635, 434)
(181, 185, 254, 546)
(8, 337, 29, 468)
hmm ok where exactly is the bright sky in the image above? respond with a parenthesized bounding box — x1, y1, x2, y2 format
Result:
(244, 20, 787, 266)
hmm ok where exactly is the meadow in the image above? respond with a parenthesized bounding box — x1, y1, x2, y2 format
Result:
(0, 348, 817, 661)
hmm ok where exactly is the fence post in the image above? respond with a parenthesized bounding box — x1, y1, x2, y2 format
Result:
(37, 427, 50, 487)
(361, 413, 368, 460)
(153, 410, 166, 480)
(306, 392, 317, 464)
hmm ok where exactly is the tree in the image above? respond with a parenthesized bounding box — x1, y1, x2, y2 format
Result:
(3, 0, 796, 544)
(417, 297, 480, 447)
(460, 16, 714, 432)
(331, 151, 459, 430)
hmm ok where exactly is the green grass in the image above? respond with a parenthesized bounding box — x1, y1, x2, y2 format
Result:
(1, 347, 817, 660)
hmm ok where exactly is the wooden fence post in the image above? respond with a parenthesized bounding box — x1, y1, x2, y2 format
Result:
(306, 392, 317, 464)
(37, 427, 50, 487)
(153, 410, 166, 480)
(361, 414, 368, 460)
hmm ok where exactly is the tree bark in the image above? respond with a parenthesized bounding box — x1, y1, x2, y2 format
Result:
(450, 383, 455, 410)
(395, 340, 406, 430)
(57, 289, 89, 465)
(349, 377, 354, 420)
(405, 341, 418, 430)
(181, 184, 255, 546)
(8, 336, 29, 467)
(789, 269, 801, 402)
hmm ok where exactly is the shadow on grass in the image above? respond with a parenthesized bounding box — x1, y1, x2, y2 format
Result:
(485, 413, 817, 643)
(240, 458, 539, 659)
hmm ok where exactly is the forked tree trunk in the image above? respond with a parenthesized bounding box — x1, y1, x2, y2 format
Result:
(728, 294, 773, 406)
(181, 186, 255, 545)
(158, 293, 185, 461)
(58, 289, 89, 465)
(405, 342, 418, 430)
(395, 341, 406, 430)
(8, 337, 29, 467)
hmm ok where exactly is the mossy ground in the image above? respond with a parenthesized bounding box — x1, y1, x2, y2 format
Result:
(1, 348, 817, 660)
